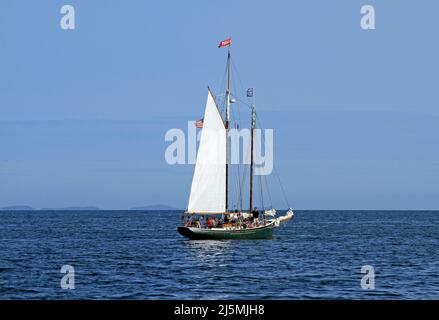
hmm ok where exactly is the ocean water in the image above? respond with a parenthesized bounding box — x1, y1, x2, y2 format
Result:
(0, 210, 437, 299)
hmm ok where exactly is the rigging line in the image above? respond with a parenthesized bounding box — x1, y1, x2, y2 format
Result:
(229, 158, 236, 209)
(254, 111, 291, 209)
(233, 124, 242, 211)
(228, 59, 291, 211)
(258, 174, 264, 211)
(229, 60, 258, 212)
(231, 95, 253, 111)
(258, 112, 273, 209)
(229, 60, 253, 118)
(230, 72, 248, 211)
(273, 165, 291, 209)
(231, 71, 243, 210)
(253, 111, 263, 211)
(253, 125, 264, 211)
(228, 152, 235, 210)
(236, 170, 242, 211)
(231, 59, 257, 124)
(238, 138, 248, 211)
(241, 148, 248, 210)
(231, 59, 248, 100)
(256, 114, 273, 209)
(229, 101, 240, 210)
(236, 131, 245, 212)
(232, 123, 243, 211)
(263, 173, 274, 209)
(236, 135, 244, 211)
(218, 61, 227, 94)
(230, 160, 238, 211)
(227, 87, 266, 114)
(215, 57, 228, 119)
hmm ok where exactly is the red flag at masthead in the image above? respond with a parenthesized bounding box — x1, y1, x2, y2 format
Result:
(218, 38, 231, 48)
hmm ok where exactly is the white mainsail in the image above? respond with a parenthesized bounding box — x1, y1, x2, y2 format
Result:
(187, 90, 226, 213)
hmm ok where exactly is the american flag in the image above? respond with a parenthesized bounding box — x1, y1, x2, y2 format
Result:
(247, 88, 254, 97)
(195, 118, 204, 128)
(218, 38, 231, 48)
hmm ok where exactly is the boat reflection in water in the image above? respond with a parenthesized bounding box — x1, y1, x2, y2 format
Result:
(183, 240, 235, 270)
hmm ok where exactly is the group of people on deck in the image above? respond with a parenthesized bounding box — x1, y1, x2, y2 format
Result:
(185, 208, 261, 229)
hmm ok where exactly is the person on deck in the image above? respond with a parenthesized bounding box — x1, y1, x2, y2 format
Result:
(252, 207, 259, 225)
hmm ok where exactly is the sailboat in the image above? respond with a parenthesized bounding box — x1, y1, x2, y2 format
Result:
(177, 38, 294, 240)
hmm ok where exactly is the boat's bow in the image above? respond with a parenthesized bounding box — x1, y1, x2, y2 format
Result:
(276, 209, 295, 225)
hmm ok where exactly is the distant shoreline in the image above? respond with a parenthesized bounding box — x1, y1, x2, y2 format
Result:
(0, 205, 182, 211)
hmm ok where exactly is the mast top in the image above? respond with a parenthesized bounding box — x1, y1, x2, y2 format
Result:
(218, 37, 232, 123)
(218, 37, 232, 213)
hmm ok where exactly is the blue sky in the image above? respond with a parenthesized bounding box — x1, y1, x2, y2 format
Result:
(0, 0, 438, 209)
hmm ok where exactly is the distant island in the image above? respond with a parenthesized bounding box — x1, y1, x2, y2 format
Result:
(0, 205, 35, 211)
(1, 205, 180, 211)
(40, 206, 101, 211)
(130, 205, 180, 210)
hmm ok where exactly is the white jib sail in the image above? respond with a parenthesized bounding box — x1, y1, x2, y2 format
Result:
(187, 90, 226, 213)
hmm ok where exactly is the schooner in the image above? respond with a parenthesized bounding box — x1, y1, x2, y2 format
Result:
(177, 38, 294, 240)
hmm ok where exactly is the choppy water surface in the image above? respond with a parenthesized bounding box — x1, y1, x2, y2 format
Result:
(0, 210, 437, 299)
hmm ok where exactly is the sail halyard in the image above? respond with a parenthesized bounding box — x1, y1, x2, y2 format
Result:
(249, 105, 255, 212)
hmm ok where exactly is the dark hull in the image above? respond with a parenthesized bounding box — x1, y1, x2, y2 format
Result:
(177, 222, 277, 240)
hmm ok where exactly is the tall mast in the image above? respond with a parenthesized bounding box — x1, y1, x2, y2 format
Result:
(225, 46, 231, 213)
(249, 105, 255, 212)
(226, 47, 231, 123)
